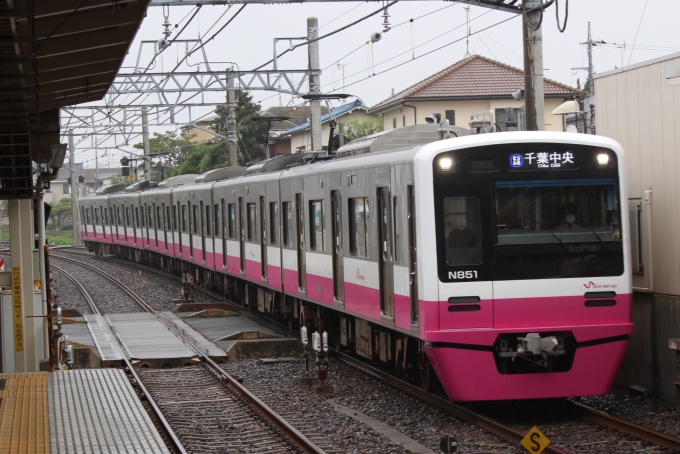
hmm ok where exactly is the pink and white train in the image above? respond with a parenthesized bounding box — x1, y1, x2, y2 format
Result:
(79, 127, 633, 401)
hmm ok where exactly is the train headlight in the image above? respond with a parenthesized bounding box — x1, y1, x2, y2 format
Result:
(438, 157, 454, 171)
(597, 153, 611, 166)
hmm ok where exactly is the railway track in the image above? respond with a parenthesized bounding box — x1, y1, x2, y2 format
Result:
(53, 248, 680, 452)
(51, 254, 325, 454)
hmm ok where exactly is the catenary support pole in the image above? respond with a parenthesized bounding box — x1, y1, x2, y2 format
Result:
(586, 22, 594, 134)
(522, 0, 545, 131)
(308, 17, 322, 151)
(142, 107, 150, 180)
(226, 68, 238, 166)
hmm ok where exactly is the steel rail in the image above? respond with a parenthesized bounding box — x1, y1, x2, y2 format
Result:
(50, 264, 188, 454)
(51, 255, 325, 454)
(570, 401, 680, 450)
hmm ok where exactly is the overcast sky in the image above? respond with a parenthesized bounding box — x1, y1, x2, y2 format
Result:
(71, 0, 680, 167)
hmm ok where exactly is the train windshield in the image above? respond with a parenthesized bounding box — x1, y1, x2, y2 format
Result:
(495, 178, 621, 246)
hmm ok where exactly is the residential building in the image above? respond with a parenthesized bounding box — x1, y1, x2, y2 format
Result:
(281, 99, 373, 152)
(594, 51, 680, 403)
(43, 164, 84, 204)
(369, 54, 580, 132)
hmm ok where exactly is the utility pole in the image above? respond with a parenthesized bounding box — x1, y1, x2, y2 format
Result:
(142, 107, 150, 179)
(307, 17, 322, 151)
(522, 0, 545, 131)
(94, 140, 99, 190)
(585, 22, 595, 134)
(68, 130, 80, 246)
(226, 68, 238, 166)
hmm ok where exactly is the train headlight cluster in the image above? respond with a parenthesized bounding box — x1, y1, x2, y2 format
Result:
(596, 152, 615, 167)
(438, 156, 455, 171)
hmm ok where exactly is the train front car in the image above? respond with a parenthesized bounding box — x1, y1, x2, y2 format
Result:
(416, 131, 633, 401)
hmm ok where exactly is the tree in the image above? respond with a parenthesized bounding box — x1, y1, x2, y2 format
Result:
(341, 117, 384, 142)
(215, 91, 268, 165)
(134, 131, 197, 179)
(48, 198, 73, 230)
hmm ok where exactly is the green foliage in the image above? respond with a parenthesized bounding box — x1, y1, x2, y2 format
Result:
(341, 117, 384, 142)
(47, 232, 73, 245)
(215, 91, 267, 165)
(48, 198, 73, 231)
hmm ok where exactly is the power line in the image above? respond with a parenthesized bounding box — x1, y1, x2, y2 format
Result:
(628, 0, 649, 65)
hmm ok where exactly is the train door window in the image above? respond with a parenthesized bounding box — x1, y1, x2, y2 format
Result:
(181, 205, 188, 233)
(172, 205, 177, 231)
(282, 201, 292, 247)
(192, 203, 199, 235)
(205, 203, 211, 236)
(125, 207, 130, 226)
(269, 202, 278, 245)
(157, 206, 163, 230)
(349, 197, 369, 258)
(148, 206, 154, 229)
(247, 203, 256, 242)
(309, 200, 324, 251)
(214, 204, 220, 237)
(86, 208, 91, 224)
(393, 196, 399, 263)
(228, 203, 236, 239)
(443, 197, 482, 266)
(103, 207, 109, 225)
(117, 207, 122, 226)
(94, 208, 100, 225)
(135, 207, 140, 228)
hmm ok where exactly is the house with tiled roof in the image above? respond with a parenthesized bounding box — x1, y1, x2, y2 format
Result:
(369, 54, 580, 132)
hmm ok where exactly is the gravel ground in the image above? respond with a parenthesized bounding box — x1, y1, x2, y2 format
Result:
(49, 258, 141, 313)
(578, 387, 680, 438)
(51, 267, 92, 315)
(467, 398, 677, 453)
(53, 251, 219, 312)
(225, 358, 522, 454)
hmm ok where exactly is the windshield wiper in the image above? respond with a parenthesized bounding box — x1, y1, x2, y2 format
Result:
(522, 215, 568, 250)
(584, 224, 607, 250)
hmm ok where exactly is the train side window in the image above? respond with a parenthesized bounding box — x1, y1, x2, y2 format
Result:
(205, 204, 212, 236)
(443, 196, 482, 266)
(117, 207, 122, 225)
(393, 196, 399, 263)
(247, 203, 256, 242)
(349, 197, 369, 258)
(94, 208, 100, 225)
(214, 204, 220, 236)
(86, 208, 91, 224)
(228, 203, 236, 239)
(282, 201, 292, 247)
(157, 206, 163, 230)
(181, 205, 188, 233)
(269, 202, 278, 245)
(172, 206, 177, 231)
(309, 200, 324, 251)
(125, 207, 131, 226)
(135, 207, 140, 228)
(148, 206, 154, 229)
(103, 207, 109, 225)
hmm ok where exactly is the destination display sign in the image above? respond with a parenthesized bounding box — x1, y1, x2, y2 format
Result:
(508, 151, 578, 170)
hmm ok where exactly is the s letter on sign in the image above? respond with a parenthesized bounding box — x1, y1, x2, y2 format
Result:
(520, 426, 550, 454)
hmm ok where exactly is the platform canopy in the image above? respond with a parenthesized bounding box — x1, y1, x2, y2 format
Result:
(0, 0, 151, 198)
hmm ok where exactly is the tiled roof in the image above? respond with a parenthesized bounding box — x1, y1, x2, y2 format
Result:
(369, 55, 580, 113)
(281, 100, 368, 136)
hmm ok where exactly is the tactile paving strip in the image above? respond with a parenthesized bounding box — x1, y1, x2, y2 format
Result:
(0, 373, 49, 454)
(48, 369, 170, 454)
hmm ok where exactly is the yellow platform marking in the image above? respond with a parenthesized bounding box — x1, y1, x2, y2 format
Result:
(521, 426, 551, 454)
(0, 373, 49, 454)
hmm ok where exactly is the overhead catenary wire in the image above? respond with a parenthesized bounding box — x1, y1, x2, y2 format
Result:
(628, 0, 650, 65)
(555, 0, 568, 33)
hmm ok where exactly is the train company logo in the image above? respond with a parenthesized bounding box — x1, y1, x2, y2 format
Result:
(583, 281, 617, 289)
(250, 250, 255, 258)
(356, 268, 365, 281)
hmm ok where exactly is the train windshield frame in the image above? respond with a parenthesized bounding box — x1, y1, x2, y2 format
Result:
(432, 143, 625, 282)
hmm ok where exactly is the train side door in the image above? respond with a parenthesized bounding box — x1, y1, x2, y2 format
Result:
(260, 196, 267, 280)
(378, 187, 394, 317)
(408, 185, 418, 323)
(296, 192, 306, 291)
(331, 190, 344, 302)
(239, 196, 245, 273)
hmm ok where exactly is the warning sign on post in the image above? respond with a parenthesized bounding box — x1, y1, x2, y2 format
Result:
(520, 426, 550, 454)
(12, 266, 23, 352)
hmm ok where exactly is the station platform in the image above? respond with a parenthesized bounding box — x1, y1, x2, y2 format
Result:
(0, 369, 169, 454)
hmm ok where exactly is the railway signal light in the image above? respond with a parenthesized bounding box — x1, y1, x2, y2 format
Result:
(312, 331, 320, 352)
